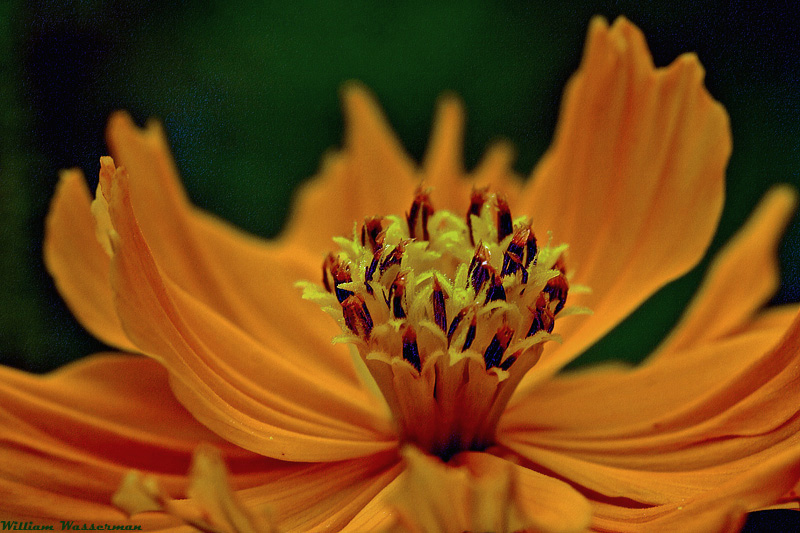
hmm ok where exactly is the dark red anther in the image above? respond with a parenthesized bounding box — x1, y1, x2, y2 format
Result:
(364, 250, 381, 295)
(323, 253, 354, 303)
(447, 307, 468, 344)
(466, 187, 489, 245)
(527, 293, 554, 336)
(484, 274, 506, 304)
(380, 242, 406, 274)
(502, 226, 525, 275)
(402, 326, 421, 372)
(495, 195, 513, 243)
(432, 278, 447, 332)
(342, 294, 374, 339)
(406, 187, 434, 241)
(388, 271, 408, 319)
(525, 230, 538, 267)
(544, 274, 569, 314)
(462, 316, 477, 351)
(468, 245, 493, 294)
(361, 217, 387, 253)
(484, 325, 514, 369)
(498, 352, 518, 371)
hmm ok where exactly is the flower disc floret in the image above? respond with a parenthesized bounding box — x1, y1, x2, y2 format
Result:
(301, 188, 573, 459)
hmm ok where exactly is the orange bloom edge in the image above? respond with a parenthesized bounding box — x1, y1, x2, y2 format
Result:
(1, 16, 799, 533)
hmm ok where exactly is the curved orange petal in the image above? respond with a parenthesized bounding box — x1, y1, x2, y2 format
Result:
(105, 115, 359, 385)
(43, 170, 135, 352)
(418, 93, 525, 213)
(343, 448, 591, 533)
(100, 165, 395, 462)
(285, 83, 418, 254)
(0, 354, 260, 528)
(237, 451, 402, 532)
(518, 16, 731, 383)
(499, 313, 800, 518)
(502, 186, 800, 435)
(500, 321, 790, 435)
(656, 185, 797, 354)
(589, 446, 800, 532)
(116, 445, 403, 533)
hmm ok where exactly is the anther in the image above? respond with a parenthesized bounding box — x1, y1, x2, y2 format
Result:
(544, 274, 569, 314)
(388, 271, 408, 319)
(495, 195, 513, 243)
(322, 253, 354, 303)
(527, 294, 554, 336)
(484, 274, 506, 303)
(498, 353, 517, 371)
(342, 294, 373, 339)
(447, 307, 468, 344)
(462, 316, 477, 351)
(432, 278, 447, 332)
(364, 251, 380, 295)
(380, 242, 406, 274)
(361, 217, 387, 253)
(407, 187, 434, 241)
(468, 245, 493, 294)
(525, 229, 538, 267)
(484, 325, 514, 369)
(402, 326, 422, 372)
(467, 187, 489, 245)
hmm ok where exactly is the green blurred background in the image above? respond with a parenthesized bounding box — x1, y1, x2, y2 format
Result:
(0, 1, 798, 529)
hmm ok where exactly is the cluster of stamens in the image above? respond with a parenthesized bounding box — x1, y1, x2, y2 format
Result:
(301, 187, 571, 459)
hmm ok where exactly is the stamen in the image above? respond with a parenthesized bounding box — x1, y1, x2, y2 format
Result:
(389, 271, 409, 319)
(527, 294, 555, 336)
(484, 274, 506, 303)
(402, 326, 421, 372)
(447, 307, 470, 344)
(432, 278, 447, 332)
(466, 187, 489, 245)
(484, 325, 514, 369)
(462, 316, 477, 351)
(342, 294, 373, 339)
(322, 253, 353, 303)
(380, 242, 406, 274)
(406, 187, 434, 241)
(364, 251, 380, 295)
(468, 245, 493, 294)
(495, 195, 513, 242)
(361, 217, 387, 253)
(499, 353, 518, 371)
(544, 274, 569, 314)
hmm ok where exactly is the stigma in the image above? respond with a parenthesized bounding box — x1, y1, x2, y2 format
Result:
(302, 186, 570, 460)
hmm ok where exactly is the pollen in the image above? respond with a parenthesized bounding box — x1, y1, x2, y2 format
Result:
(301, 187, 572, 460)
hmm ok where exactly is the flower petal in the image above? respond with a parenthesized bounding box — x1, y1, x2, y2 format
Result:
(520, 17, 731, 379)
(43, 170, 135, 351)
(0, 354, 259, 527)
(101, 165, 395, 461)
(105, 115, 359, 385)
(657, 185, 797, 354)
(499, 311, 800, 520)
(591, 446, 800, 532)
(347, 447, 591, 533)
(285, 83, 418, 254)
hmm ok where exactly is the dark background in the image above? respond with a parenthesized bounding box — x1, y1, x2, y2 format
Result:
(0, 2, 798, 529)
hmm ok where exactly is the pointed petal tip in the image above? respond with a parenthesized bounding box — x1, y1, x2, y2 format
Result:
(765, 184, 800, 213)
(434, 90, 465, 119)
(340, 80, 377, 111)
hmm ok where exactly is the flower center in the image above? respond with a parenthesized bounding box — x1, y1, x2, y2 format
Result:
(302, 187, 570, 460)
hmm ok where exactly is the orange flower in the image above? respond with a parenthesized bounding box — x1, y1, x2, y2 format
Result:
(2, 16, 799, 532)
